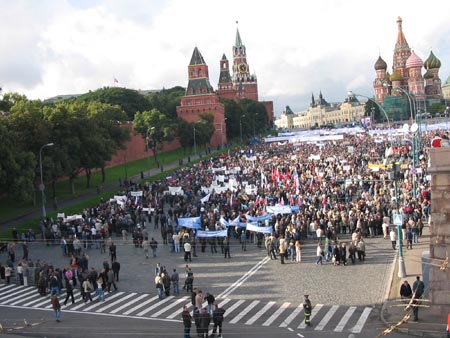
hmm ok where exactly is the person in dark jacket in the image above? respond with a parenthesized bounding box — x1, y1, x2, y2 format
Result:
(193, 306, 201, 337)
(211, 303, 226, 337)
(181, 305, 192, 338)
(199, 307, 211, 338)
(400, 280, 412, 299)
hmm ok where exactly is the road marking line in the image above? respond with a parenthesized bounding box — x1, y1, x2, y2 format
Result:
(279, 304, 303, 327)
(1, 289, 38, 304)
(245, 301, 275, 325)
(0, 284, 18, 292)
(153, 297, 188, 317)
(334, 306, 356, 332)
(217, 256, 270, 299)
(229, 300, 260, 324)
(10, 293, 43, 306)
(223, 299, 245, 318)
(123, 295, 158, 315)
(110, 294, 148, 314)
(351, 307, 372, 333)
(263, 302, 290, 326)
(82, 292, 124, 311)
(166, 297, 195, 319)
(314, 304, 338, 331)
(217, 298, 231, 308)
(298, 304, 323, 329)
(0, 286, 26, 300)
(136, 296, 174, 317)
(33, 297, 54, 308)
(95, 292, 136, 313)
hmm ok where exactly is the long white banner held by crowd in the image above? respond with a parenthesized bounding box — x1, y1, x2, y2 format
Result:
(245, 214, 272, 222)
(196, 229, 228, 238)
(266, 205, 293, 214)
(246, 223, 273, 234)
(177, 216, 202, 229)
(169, 186, 184, 195)
(130, 191, 143, 197)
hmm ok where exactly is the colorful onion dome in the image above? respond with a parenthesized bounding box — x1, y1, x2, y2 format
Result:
(390, 70, 403, 82)
(424, 51, 441, 70)
(406, 50, 423, 69)
(374, 56, 387, 70)
(423, 70, 434, 79)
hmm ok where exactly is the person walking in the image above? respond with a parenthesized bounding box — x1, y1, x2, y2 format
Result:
(107, 268, 118, 292)
(406, 228, 413, 249)
(171, 268, 179, 295)
(63, 279, 75, 305)
(205, 292, 215, 316)
(51, 294, 61, 322)
(181, 305, 193, 338)
(109, 242, 117, 262)
(223, 237, 231, 259)
(183, 240, 192, 262)
(112, 260, 120, 282)
(316, 243, 323, 265)
(155, 273, 164, 299)
(390, 228, 397, 250)
(150, 237, 158, 258)
(211, 303, 226, 337)
(199, 307, 211, 338)
(279, 236, 286, 264)
(303, 295, 312, 326)
(82, 278, 93, 302)
(295, 240, 302, 263)
(412, 276, 425, 321)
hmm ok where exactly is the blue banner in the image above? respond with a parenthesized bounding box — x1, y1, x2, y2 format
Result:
(196, 229, 228, 238)
(246, 223, 273, 234)
(245, 214, 272, 222)
(266, 205, 293, 214)
(177, 216, 202, 229)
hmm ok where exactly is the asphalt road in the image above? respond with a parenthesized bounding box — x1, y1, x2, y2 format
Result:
(1, 227, 397, 338)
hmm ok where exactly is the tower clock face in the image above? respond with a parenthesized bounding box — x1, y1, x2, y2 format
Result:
(238, 63, 247, 73)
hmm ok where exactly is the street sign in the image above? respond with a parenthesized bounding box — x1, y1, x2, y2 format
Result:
(393, 214, 403, 226)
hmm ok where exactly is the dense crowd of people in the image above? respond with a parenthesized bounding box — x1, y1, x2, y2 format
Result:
(1, 127, 448, 332)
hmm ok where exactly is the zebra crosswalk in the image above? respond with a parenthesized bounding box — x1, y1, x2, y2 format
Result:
(0, 283, 372, 333)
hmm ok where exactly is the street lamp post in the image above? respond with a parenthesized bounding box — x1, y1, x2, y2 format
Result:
(221, 118, 227, 148)
(193, 124, 197, 156)
(240, 114, 246, 142)
(393, 162, 407, 278)
(253, 113, 259, 138)
(39, 143, 54, 220)
(348, 91, 393, 150)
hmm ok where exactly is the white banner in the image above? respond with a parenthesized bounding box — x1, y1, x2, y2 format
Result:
(57, 213, 65, 219)
(266, 205, 293, 214)
(169, 186, 184, 195)
(200, 193, 211, 204)
(130, 191, 143, 197)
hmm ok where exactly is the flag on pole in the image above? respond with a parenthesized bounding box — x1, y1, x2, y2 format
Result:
(114, 78, 119, 84)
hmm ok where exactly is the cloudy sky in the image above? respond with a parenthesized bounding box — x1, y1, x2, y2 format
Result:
(1, 0, 450, 116)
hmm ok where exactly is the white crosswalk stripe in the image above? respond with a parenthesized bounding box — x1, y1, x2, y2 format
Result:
(0, 284, 374, 333)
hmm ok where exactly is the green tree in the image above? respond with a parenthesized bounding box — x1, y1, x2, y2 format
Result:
(0, 122, 36, 203)
(0, 92, 28, 112)
(75, 87, 152, 120)
(133, 109, 175, 166)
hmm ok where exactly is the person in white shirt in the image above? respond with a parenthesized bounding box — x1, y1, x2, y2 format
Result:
(390, 228, 397, 250)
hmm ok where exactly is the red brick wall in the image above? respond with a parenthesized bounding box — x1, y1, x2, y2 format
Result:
(105, 123, 181, 168)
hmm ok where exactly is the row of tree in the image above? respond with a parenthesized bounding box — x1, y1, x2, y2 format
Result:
(0, 87, 269, 204)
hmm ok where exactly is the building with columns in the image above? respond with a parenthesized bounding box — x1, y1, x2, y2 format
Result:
(274, 92, 365, 130)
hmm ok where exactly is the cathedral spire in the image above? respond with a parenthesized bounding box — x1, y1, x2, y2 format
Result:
(395, 16, 409, 50)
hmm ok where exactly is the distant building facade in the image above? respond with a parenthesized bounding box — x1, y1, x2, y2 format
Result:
(274, 92, 365, 130)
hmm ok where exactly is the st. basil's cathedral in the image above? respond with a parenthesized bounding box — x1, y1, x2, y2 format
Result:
(373, 17, 445, 119)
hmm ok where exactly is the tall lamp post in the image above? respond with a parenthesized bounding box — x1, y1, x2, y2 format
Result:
(393, 161, 407, 278)
(39, 143, 54, 219)
(348, 91, 393, 150)
(193, 120, 201, 156)
(253, 113, 259, 138)
(221, 118, 227, 148)
(240, 114, 246, 142)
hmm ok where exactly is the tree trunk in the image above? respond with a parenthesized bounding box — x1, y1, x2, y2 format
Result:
(153, 146, 158, 166)
(85, 168, 91, 188)
(101, 167, 106, 183)
(52, 180, 56, 199)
